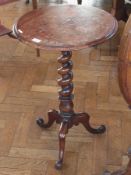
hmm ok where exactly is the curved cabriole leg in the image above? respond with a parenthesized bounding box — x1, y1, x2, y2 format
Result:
(74, 113, 106, 134)
(36, 109, 61, 128)
(55, 121, 68, 169)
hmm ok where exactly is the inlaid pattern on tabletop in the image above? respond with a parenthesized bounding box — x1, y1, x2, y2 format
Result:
(0, 0, 130, 175)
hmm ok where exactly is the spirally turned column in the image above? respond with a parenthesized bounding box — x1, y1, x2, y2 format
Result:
(57, 51, 74, 121)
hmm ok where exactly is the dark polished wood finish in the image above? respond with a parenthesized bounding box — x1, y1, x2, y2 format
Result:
(118, 15, 131, 108)
(13, 5, 118, 169)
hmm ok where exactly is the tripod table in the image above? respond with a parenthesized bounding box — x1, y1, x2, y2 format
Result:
(13, 5, 118, 169)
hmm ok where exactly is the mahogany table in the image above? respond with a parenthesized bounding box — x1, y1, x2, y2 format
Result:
(13, 5, 118, 169)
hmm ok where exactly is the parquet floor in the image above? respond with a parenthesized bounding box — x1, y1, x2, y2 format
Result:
(0, 0, 130, 175)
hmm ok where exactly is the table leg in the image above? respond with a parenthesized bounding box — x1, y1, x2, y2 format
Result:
(36, 51, 106, 169)
(56, 121, 68, 169)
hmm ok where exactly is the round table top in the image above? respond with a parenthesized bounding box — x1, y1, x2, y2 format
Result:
(13, 5, 118, 51)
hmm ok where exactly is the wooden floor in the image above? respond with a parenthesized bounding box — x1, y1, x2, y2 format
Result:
(0, 0, 131, 175)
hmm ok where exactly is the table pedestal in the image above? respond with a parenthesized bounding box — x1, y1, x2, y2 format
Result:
(36, 51, 106, 169)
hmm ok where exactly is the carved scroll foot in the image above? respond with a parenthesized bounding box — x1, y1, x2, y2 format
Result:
(55, 121, 68, 169)
(36, 109, 61, 128)
(73, 113, 106, 134)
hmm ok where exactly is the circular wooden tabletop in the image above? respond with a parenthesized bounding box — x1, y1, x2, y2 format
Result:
(13, 5, 118, 51)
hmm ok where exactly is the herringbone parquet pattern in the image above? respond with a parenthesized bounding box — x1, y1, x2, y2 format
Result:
(0, 0, 130, 175)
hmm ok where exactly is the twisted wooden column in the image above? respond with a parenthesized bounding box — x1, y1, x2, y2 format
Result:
(57, 51, 74, 120)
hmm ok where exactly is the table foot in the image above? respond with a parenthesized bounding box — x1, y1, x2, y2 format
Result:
(55, 160, 63, 170)
(55, 121, 68, 169)
(73, 112, 106, 134)
(36, 109, 61, 128)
